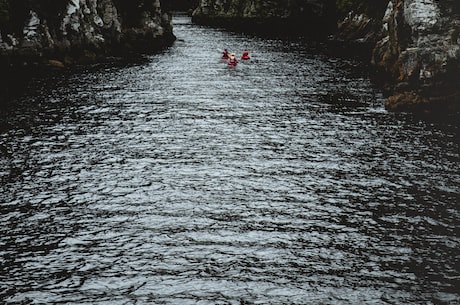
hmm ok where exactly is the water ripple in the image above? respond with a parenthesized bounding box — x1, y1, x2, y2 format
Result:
(0, 14, 459, 305)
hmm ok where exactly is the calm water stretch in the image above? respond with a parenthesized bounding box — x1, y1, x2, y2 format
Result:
(0, 14, 459, 305)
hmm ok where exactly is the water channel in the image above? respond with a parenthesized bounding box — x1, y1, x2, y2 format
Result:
(0, 14, 459, 305)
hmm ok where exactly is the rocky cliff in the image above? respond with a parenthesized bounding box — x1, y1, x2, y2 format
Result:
(192, 0, 337, 37)
(372, 0, 460, 114)
(0, 0, 175, 68)
(334, 1, 388, 45)
(193, 0, 459, 115)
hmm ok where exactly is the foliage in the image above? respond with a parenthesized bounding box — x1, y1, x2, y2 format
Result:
(0, 0, 37, 35)
(0, 0, 10, 31)
(163, 0, 200, 11)
(34, 0, 69, 30)
(0, 0, 69, 35)
(113, 0, 146, 27)
(336, 0, 389, 19)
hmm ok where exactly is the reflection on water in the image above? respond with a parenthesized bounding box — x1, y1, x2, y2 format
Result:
(0, 14, 459, 305)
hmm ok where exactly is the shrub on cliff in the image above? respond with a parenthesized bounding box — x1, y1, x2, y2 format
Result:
(0, 0, 30, 35)
(0, 0, 9, 27)
(336, 0, 388, 19)
(113, 0, 166, 27)
(0, 0, 67, 36)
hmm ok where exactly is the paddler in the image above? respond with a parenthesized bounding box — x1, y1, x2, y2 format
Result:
(222, 49, 229, 60)
(228, 53, 238, 66)
(241, 50, 250, 60)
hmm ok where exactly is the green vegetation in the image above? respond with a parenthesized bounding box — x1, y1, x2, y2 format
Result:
(0, 0, 34, 35)
(336, 0, 389, 18)
(0, 0, 10, 32)
(112, 0, 150, 27)
(0, 0, 68, 36)
(163, 0, 199, 11)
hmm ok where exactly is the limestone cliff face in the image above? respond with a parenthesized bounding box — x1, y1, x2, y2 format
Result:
(192, 0, 336, 36)
(0, 0, 175, 67)
(372, 0, 460, 114)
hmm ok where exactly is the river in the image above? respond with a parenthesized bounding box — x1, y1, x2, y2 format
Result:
(0, 14, 459, 305)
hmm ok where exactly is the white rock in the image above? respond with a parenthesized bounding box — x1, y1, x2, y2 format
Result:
(404, 0, 439, 31)
(23, 11, 41, 39)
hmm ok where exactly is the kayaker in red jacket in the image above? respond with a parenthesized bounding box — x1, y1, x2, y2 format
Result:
(241, 50, 250, 60)
(228, 53, 238, 66)
(222, 49, 229, 60)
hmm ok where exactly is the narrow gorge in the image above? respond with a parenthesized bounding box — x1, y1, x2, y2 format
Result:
(1, 0, 458, 114)
(0, 3, 458, 305)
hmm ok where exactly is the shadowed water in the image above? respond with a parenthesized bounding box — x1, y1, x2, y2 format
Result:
(0, 14, 459, 305)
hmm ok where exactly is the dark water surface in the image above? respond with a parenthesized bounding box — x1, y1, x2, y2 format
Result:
(1, 15, 459, 305)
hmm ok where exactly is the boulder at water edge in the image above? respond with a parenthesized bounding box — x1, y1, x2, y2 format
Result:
(372, 0, 460, 114)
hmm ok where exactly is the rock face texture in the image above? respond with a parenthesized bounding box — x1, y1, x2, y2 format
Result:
(372, 0, 460, 114)
(334, 0, 389, 43)
(332, 12, 384, 60)
(0, 0, 175, 67)
(192, 0, 337, 37)
(193, 0, 459, 115)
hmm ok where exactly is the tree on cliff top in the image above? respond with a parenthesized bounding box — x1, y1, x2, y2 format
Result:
(113, 0, 166, 27)
(336, 0, 389, 19)
(0, 0, 8, 24)
(0, 0, 67, 36)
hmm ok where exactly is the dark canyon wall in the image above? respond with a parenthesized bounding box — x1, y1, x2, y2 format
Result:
(192, 0, 337, 37)
(0, 0, 175, 68)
